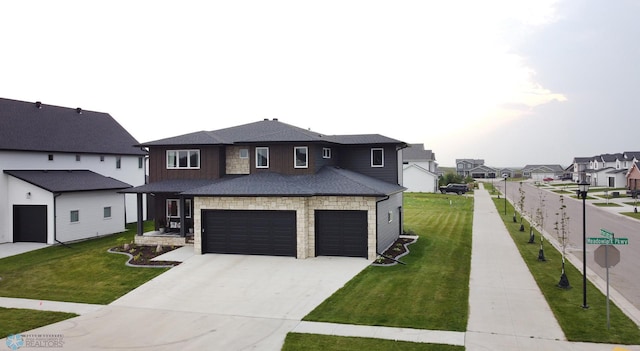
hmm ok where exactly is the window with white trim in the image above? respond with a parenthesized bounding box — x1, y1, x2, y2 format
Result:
(116, 156, 121, 169)
(256, 147, 269, 168)
(167, 150, 200, 169)
(323, 147, 331, 159)
(371, 148, 384, 167)
(294, 146, 308, 168)
(166, 199, 192, 218)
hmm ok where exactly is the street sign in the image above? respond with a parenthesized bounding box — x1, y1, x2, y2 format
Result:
(600, 229, 614, 239)
(586, 237, 629, 245)
(587, 237, 611, 245)
(595, 245, 620, 268)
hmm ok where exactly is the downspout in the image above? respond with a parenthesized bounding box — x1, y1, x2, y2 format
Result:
(53, 192, 71, 248)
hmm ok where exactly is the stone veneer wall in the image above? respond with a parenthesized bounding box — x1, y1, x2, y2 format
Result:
(225, 146, 250, 175)
(134, 235, 187, 246)
(194, 196, 377, 260)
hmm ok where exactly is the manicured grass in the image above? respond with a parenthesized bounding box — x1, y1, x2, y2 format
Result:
(282, 333, 463, 351)
(492, 198, 640, 344)
(303, 193, 473, 331)
(620, 212, 640, 220)
(592, 202, 623, 207)
(0, 307, 77, 338)
(0, 222, 169, 304)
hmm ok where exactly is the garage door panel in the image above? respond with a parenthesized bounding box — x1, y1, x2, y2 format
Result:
(203, 210, 296, 257)
(316, 210, 367, 258)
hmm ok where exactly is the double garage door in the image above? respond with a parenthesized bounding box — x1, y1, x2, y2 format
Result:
(201, 209, 367, 258)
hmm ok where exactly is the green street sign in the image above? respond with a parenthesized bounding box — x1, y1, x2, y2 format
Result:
(587, 237, 611, 245)
(600, 229, 614, 239)
(587, 237, 629, 245)
(611, 238, 629, 245)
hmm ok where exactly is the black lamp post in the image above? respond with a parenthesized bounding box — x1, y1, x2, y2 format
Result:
(578, 179, 590, 309)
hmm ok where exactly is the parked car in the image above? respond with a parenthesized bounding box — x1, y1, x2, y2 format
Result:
(543, 177, 554, 182)
(439, 183, 469, 195)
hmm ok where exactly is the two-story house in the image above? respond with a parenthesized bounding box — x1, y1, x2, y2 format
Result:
(0, 98, 146, 244)
(402, 144, 438, 193)
(125, 119, 407, 260)
(521, 164, 564, 181)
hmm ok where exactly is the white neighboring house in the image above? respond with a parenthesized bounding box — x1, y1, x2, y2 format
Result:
(402, 144, 439, 193)
(0, 98, 146, 244)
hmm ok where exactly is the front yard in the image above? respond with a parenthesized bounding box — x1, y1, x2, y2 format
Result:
(284, 193, 473, 349)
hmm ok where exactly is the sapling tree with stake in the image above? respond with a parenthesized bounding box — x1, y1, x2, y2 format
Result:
(531, 189, 547, 245)
(517, 181, 526, 231)
(555, 195, 571, 289)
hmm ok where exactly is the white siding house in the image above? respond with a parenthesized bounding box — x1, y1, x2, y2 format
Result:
(0, 98, 146, 244)
(402, 144, 439, 192)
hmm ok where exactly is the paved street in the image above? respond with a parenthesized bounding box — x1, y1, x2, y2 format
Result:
(495, 179, 640, 316)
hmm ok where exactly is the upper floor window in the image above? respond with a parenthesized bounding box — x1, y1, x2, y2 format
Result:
(48, 154, 54, 161)
(100, 155, 105, 162)
(75, 154, 81, 162)
(323, 147, 332, 159)
(116, 156, 122, 169)
(167, 150, 200, 169)
(457, 163, 463, 169)
(239, 148, 249, 158)
(138, 157, 144, 169)
(294, 146, 308, 168)
(371, 148, 384, 167)
(256, 147, 269, 168)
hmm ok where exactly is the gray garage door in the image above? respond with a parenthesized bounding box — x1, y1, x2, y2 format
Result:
(315, 210, 368, 258)
(13, 205, 47, 243)
(202, 210, 296, 257)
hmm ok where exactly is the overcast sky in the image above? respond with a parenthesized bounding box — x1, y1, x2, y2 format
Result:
(2, 1, 638, 167)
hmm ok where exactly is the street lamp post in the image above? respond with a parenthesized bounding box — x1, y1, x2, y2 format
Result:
(578, 179, 590, 309)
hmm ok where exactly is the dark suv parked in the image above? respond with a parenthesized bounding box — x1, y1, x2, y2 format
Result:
(439, 183, 469, 194)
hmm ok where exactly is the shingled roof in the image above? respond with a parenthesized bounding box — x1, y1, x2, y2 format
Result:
(181, 166, 405, 197)
(0, 98, 145, 156)
(141, 119, 405, 147)
(4, 170, 131, 193)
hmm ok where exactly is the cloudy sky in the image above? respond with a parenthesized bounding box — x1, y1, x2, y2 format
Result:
(2, 1, 638, 167)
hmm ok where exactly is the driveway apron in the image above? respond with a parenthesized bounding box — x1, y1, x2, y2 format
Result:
(12, 254, 370, 350)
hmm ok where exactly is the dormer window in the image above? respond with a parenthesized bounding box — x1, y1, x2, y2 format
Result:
(294, 146, 308, 168)
(167, 150, 200, 169)
(371, 148, 384, 167)
(256, 147, 269, 168)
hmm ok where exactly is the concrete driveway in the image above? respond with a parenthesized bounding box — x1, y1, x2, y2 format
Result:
(23, 254, 370, 350)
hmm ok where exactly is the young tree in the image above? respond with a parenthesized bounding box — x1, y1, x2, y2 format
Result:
(517, 182, 526, 231)
(530, 189, 547, 246)
(554, 195, 571, 289)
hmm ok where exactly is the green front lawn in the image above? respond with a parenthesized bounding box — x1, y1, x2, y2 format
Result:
(282, 333, 463, 351)
(303, 193, 473, 331)
(0, 308, 77, 339)
(592, 202, 623, 207)
(493, 199, 640, 344)
(0, 222, 169, 305)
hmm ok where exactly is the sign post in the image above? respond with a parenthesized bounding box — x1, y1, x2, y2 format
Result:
(586, 229, 629, 329)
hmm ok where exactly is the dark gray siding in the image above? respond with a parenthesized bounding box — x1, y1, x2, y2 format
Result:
(338, 145, 399, 184)
(376, 192, 403, 253)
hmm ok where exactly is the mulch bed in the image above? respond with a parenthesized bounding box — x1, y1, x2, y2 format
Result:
(109, 244, 181, 267)
(373, 236, 418, 266)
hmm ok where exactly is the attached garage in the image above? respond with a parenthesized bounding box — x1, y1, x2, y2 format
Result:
(13, 205, 47, 243)
(315, 210, 368, 258)
(202, 210, 296, 257)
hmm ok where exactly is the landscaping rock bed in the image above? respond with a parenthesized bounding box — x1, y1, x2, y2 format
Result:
(108, 244, 181, 267)
(373, 235, 418, 266)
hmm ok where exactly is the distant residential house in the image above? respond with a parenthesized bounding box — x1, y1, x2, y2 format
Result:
(402, 144, 438, 193)
(570, 152, 640, 187)
(498, 168, 515, 178)
(571, 157, 593, 182)
(522, 164, 564, 181)
(627, 162, 640, 196)
(0, 98, 146, 244)
(456, 159, 485, 177)
(467, 165, 497, 179)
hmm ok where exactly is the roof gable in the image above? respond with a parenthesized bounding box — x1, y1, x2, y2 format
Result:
(0, 98, 145, 156)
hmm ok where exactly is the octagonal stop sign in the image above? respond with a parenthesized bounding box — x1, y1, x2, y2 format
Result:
(594, 245, 620, 268)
